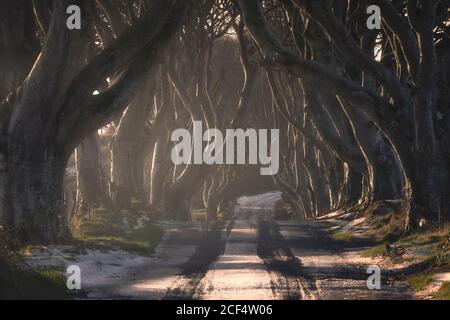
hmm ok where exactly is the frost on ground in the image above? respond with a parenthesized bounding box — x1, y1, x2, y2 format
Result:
(22, 191, 446, 300)
(326, 205, 449, 300)
(24, 221, 203, 299)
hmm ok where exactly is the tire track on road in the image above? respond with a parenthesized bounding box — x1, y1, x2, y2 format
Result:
(257, 217, 319, 300)
(163, 222, 225, 299)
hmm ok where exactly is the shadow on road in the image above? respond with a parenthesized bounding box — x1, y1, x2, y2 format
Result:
(164, 222, 225, 299)
(257, 216, 318, 299)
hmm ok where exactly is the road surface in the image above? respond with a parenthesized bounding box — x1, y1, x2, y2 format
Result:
(27, 192, 411, 299)
(161, 206, 411, 300)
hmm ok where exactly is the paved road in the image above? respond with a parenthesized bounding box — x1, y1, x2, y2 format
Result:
(162, 207, 411, 300)
(48, 192, 410, 299)
(24, 191, 412, 299)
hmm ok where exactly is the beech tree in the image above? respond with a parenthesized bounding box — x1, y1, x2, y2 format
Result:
(0, 0, 194, 242)
(74, 132, 112, 216)
(1, 0, 449, 244)
(238, 0, 450, 229)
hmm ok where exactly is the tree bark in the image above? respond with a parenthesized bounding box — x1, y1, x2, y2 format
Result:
(1, 0, 194, 242)
(204, 177, 219, 221)
(110, 76, 157, 208)
(75, 132, 112, 216)
(149, 138, 171, 207)
(7, 142, 68, 243)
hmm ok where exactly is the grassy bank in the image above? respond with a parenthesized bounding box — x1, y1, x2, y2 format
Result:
(0, 258, 68, 299)
(354, 201, 449, 299)
(70, 205, 163, 255)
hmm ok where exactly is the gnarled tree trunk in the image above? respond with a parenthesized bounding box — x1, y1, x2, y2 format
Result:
(7, 140, 69, 243)
(75, 132, 112, 216)
(1, 0, 194, 242)
(110, 82, 155, 208)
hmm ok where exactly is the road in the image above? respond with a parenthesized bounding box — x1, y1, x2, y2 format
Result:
(161, 207, 411, 300)
(29, 192, 410, 299)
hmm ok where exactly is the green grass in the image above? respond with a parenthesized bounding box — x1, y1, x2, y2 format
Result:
(406, 273, 434, 291)
(76, 223, 163, 255)
(71, 207, 164, 255)
(363, 200, 405, 242)
(331, 230, 353, 242)
(433, 283, 450, 300)
(0, 258, 68, 300)
(191, 209, 206, 221)
(71, 207, 124, 238)
(37, 268, 65, 280)
(191, 208, 234, 222)
(217, 211, 229, 221)
(352, 202, 450, 298)
(75, 223, 163, 255)
(125, 222, 164, 254)
(362, 243, 387, 257)
(399, 225, 450, 247)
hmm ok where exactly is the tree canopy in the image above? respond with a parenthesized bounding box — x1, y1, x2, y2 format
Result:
(0, 0, 449, 243)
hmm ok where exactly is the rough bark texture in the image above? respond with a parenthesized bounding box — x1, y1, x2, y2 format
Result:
(0, 0, 194, 242)
(7, 143, 68, 242)
(110, 88, 153, 208)
(75, 132, 112, 216)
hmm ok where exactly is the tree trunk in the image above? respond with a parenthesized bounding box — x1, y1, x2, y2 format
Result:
(204, 178, 219, 221)
(206, 196, 219, 222)
(344, 166, 363, 207)
(0, 0, 39, 99)
(149, 137, 171, 207)
(401, 148, 449, 229)
(110, 89, 153, 207)
(7, 142, 68, 243)
(163, 163, 207, 220)
(0, 151, 8, 225)
(164, 188, 193, 221)
(75, 132, 112, 216)
(0, 0, 193, 243)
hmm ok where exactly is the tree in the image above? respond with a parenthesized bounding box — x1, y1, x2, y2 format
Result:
(74, 132, 112, 216)
(0, 0, 194, 242)
(1, 0, 448, 243)
(238, 0, 450, 229)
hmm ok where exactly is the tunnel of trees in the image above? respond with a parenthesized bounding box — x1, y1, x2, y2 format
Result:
(0, 0, 449, 243)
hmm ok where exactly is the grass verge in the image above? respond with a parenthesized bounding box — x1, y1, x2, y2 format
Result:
(361, 243, 387, 257)
(406, 273, 434, 291)
(74, 222, 163, 256)
(331, 230, 353, 243)
(71, 207, 163, 255)
(191, 209, 207, 222)
(433, 283, 450, 300)
(361, 206, 449, 298)
(0, 258, 68, 299)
